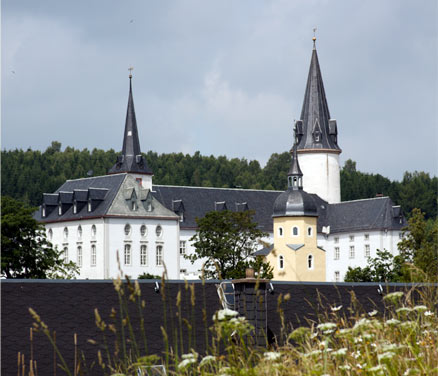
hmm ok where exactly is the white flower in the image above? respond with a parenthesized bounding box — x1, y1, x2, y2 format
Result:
(424, 310, 434, 317)
(378, 352, 394, 361)
(339, 365, 351, 370)
(354, 337, 363, 344)
(381, 343, 399, 352)
(199, 355, 216, 366)
(368, 309, 378, 316)
(331, 305, 343, 312)
(229, 316, 247, 325)
(352, 350, 361, 359)
(332, 347, 347, 357)
(317, 322, 337, 332)
(363, 333, 374, 340)
(218, 366, 231, 376)
(385, 319, 401, 326)
(413, 305, 428, 312)
(396, 307, 412, 314)
(178, 358, 196, 369)
(264, 351, 281, 361)
(338, 328, 352, 335)
(181, 352, 198, 360)
(357, 363, 363, 369)
(303, 350, 321, 358)
(403, 368, 421, 375)
(369, 365, 383, 374)
(353, 318, 371, 332)
(214, 308, 239, 321)
(383, 291, 404, 301)
(400, 321, 416, 330)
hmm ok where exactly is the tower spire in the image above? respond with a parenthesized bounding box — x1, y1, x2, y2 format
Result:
(294, 39, 341, 152)
(108, 72, 153, 175)
(287, 143, 303, 190)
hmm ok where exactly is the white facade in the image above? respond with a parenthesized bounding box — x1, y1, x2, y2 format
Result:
(319, 229, 402, 282)
(298, 152, 341, 204)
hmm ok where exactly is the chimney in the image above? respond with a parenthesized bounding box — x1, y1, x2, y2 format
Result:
(232, 268, 269, 346)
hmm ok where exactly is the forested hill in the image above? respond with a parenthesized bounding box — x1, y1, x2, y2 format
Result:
(2, 142, 437, 219)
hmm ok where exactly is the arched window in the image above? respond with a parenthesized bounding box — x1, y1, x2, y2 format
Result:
(63, 246, 69, 263)
(77, 246, 82, 267)
(91, 225, 97, 237)
(77, 225, 82, 239)
(279, 255, 284, 269)
(156, 225, 163, 238)
(90, 244, 97, 266)
(124, 224, 131, 237)
(140, 225, 147, 237)
(48, 228, 53, 240)
(140, 245, 147, 266)
(156, 245, 163, 266)
(307, 227, 312, 237)
(292, 226, 299, 236)
(63, 227, 69, 240)
(308, 254, 313, 269)
(124, 244, 131, 265)
(278, 227, 283, 237)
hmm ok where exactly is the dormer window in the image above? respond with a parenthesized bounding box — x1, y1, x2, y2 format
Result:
(132, 200, 138, 211)
(88, 199, 92, 212)
(58, 204, 62, 216)
(73, 200, 77, 214)
(42, 205, 46, 218)
(179, 213, 184, 222)
(314, 131, 321, 142)
(146, 200, 152, 212)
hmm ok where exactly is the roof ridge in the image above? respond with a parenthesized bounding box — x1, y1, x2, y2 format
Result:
(332, 196, 389, 205)
(153, 184, 283, 193)
(65, 173, 126, 182)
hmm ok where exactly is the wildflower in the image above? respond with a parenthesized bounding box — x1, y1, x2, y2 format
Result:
(403, 368, 420, 375)
(332, 347, 347, 357)
(338, 328, 352, 336)
(178, 358, 196, 369)
(369, 365, 383, 374)
(353, 318, 371, 332)
(400, 321, 416, 330)
(352, 350, 361, 359)
(378, 352, 394, 361)
(303, 350, 321, 358)
(218, 366, 231, 376)
(229, 316, 247, 325)
(213, 309, 238, 321)
(181, 352, 198, 360)
(264, 352, 281, 361)
(317, 322, 337, 332)
(381, 343, 399, 352)
(199, 355, 216, 366)
(339, 365, 351, 370)
(363, 333, 374, 340)
(413, 305, 427, 312)
(356, 364, 363, 369)
(383, 291, 404, 302)
(354, 337, 363, 344)
(385, 318, 401, 326)
(396, 307, 412, 314)
(331, 305, 343, 312)
(424, 310, 434, 317)
(368, 309, 378, 316)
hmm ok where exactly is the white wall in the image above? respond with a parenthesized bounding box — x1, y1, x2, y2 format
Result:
(298, 152, 340, 204)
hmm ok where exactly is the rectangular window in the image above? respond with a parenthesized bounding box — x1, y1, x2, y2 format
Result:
(63, 246, 69, 263)
(365, 244, 370, 258)
(334, 247, 340, 260)
(349, 235, 354, 242)
(156, 245, 163, 266)
(334, 271, 340, 282)
(349, 245, 355, 259)
(364, 233, 369, 241)
(91, 244, 96, 266)
(77, 246, 82, 267)
(124, 244, 131, 266)
(399, 232, 403, 239)
(140, 244, 147, 266)
(180, 241, 186, 255)
(334, 237, 339, 244)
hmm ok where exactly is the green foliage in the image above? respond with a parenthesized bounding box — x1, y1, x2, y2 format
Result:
(344, 249, 405, 282)
(187, 210, 273, 279)
(1, 196, 78, 278)
(398, 208, 438, 281)
(137, 272, 162, 279)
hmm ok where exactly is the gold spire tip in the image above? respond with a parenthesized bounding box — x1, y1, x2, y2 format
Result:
(128, 66, 134, 78)
(312, 27, 317, 43)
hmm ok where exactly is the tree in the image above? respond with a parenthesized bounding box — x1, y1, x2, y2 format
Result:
(1, 196, 78, 278)
(187, 210, 273, 279)
(398, 208, 438, 281)
(344, 249, 405, 282)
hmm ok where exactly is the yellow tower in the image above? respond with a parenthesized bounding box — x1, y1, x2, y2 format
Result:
(266, 145, 326, 281)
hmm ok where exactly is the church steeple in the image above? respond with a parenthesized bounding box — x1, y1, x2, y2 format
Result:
(294, 39, 341, 152)
(108, 73, 153, 176)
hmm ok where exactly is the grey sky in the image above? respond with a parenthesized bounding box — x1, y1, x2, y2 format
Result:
(2, 0, 437, 181)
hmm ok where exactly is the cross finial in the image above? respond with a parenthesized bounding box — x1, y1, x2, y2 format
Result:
(128, 67, 134, 78)
(312, 27, 317, 48)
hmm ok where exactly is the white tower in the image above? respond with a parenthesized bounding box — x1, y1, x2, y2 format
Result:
(294, 37, 341, 204)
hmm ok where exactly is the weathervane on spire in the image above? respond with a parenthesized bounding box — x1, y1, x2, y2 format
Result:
(312, 27, 317, 48)
(128, 66, 134, 78)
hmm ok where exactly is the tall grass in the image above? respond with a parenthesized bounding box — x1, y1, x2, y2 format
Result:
(23, 278, 437, 376)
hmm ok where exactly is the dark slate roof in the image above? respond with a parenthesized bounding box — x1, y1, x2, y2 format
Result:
(254, 245, 274, 256)
(295, 44, 341, 152)
(286, 244, 305, 251)
(152, 185, 282, 232)
(317, 196, 407, 233)
(273, 188, 318, 217)
(108, 77, 153, 175)
(34, 174, 126, 222)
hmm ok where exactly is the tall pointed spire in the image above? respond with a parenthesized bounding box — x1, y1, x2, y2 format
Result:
(108, 73, 153, 175)
(294, 38, 341, 152)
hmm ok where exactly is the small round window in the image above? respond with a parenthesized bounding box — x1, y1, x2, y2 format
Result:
(156, 225, 163, 238)
(124, 224, 131, 236)
(140, 225, 147, 237)
(91, 225, 96, 237)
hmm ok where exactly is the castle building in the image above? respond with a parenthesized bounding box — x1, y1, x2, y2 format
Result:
(35, 40, 406, 281)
